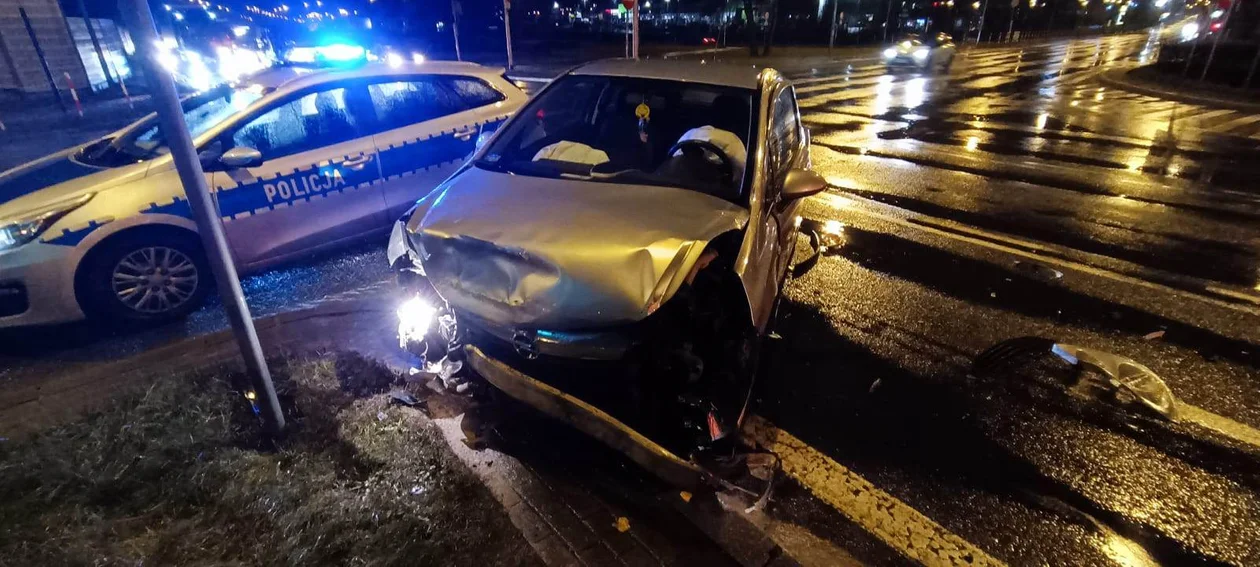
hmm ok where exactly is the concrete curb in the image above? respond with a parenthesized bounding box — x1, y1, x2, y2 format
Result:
(1098, 68, 1260, 113)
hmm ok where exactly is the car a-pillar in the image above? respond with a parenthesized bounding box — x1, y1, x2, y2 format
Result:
(74, 224, 211, 324)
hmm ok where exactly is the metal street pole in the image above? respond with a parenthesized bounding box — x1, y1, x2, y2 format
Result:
(75, 0, 115, 86)
(632, 2, 640, 60)
(451, 0, 463, 61)
(1199, 0, 1237, 82)
(19, 8, 68, 113)
(120, 0, 285, 434)
(884, 0, 898, 41)
(976, 0, 989, 43)
(829, 0, 839, 50)
(504, 0, 514, 69)
(1006, 0, 1017, 41)
(1245, 43, 1260, 88)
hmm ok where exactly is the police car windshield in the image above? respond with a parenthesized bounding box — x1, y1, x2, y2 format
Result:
(80, 86, 263, 167)
(476, 75, 754, 202)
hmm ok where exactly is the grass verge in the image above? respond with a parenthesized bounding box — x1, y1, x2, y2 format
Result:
(0, 352, 540, 566)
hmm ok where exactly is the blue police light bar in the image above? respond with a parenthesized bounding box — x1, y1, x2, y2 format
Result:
(284, 43, 366, 65)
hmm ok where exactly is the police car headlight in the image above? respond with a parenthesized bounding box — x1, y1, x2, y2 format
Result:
(882, 48, 898, 59)
(913, 48, 930, 60)
(0, 193, 93, 252)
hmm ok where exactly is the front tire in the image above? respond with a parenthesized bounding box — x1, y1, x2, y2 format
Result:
(80, 231, 211, 325)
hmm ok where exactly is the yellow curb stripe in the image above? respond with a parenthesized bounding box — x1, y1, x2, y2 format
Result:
(744, 415, 1007, 567)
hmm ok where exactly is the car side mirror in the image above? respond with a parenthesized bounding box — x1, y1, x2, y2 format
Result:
(780, 169, 827, 201)
(475, 123, 500, 152)
(219, 146, 263, 169)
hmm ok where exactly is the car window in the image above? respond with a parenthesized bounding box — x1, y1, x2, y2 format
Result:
(444, 77, 504, 108)
(769, 87, 801, 178)
(101, 87, 262, 163)
(477, 75, 755, 202)
(367, 78, 464, 131)
(230, 87, 366, 160)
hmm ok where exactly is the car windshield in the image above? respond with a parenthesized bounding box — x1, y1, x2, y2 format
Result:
(76, 85, 263, 167)
(477, 75, 755, 202)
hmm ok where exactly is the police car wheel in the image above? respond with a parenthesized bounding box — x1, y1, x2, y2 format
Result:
(82, 232, 210, 323)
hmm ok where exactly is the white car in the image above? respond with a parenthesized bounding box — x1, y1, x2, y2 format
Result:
(882, 33, 956, 71)
(0, 62, 526, 328)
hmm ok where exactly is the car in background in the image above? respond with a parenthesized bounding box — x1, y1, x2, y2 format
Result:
(883, 32, 956, 71)
(0, 61, 526, 328)
(387, 60, 827, 484)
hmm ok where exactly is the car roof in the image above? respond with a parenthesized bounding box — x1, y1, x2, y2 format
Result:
(248, 61, 506, 93)
(568, 59, 764, 90)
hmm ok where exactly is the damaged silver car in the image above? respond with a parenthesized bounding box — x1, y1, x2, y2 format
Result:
(386, 60, 826, 486)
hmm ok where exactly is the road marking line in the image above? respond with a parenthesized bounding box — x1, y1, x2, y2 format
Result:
(1177, 404, 1260, 450)
(1184, 108, 1235, 122)
(1213, 113, 1260, 133)
(812, 190, 1260, 318)
(743, 416, 1008, 567)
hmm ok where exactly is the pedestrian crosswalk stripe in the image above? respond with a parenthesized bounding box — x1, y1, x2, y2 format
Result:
(1186, 108, 1236, 122)
(1215, 114, 1260, 133)
(744, 416, 1008, 567)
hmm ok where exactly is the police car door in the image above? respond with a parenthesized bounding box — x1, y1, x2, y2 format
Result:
(211, 81, 386, 269)
(368, 75, 508, 220)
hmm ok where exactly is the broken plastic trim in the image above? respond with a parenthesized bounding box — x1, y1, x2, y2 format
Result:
(1052, 343, 1180, 421)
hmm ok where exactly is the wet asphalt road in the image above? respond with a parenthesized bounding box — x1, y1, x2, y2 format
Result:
(749, 32, 1260, 565)
(3, 32, 1260, 565)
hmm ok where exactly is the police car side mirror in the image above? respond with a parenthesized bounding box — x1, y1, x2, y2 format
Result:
(475, 123, 500, 152)
(220, 146, 263, 169)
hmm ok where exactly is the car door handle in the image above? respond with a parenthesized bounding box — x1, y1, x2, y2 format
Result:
(453, 126, 477, 141)
(336, 154, 374, 171)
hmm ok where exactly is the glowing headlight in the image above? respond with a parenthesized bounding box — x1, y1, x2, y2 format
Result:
(1180, 22, 1199, 41)
(385, 52, 403, 68)
(156, 49, 179, 72)
(0, 194, 92, 252)
(397, 296, 436, 348)
(913, 47, 930, 60)
(411, 52, 426, 64)
(883, 47, 898, 59)
(187, 57, 214, 91)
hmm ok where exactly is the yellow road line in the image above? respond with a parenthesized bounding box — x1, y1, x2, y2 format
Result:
(744, 416, 1007, 567)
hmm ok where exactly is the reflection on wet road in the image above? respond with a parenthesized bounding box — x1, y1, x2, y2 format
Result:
(757, 33, 1260, 566)
(797, 32, 1260, 294)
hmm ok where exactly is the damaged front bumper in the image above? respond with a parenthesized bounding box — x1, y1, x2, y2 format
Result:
(459, 311, 634, 361)
(465, 344, 706, 488)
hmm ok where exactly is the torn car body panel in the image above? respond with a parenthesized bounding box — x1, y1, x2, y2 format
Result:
(405, 167, 749, 330)
(466, 344, 706, 488)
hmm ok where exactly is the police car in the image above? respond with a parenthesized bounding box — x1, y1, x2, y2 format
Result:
(0, 61, 526, 328)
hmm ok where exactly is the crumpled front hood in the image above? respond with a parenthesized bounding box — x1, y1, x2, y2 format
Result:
(409, 167, 749, 329)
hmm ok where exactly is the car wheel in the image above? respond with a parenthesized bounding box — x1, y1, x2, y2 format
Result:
(81, 231, 210, 325)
